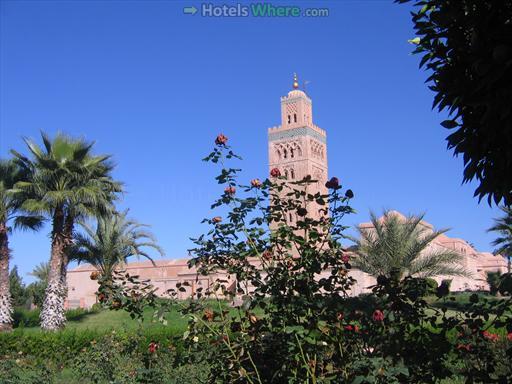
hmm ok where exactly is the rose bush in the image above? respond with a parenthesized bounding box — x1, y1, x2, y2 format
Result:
(100, 136, 512, 383)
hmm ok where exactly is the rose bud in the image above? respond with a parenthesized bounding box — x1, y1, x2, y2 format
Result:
(249, 314, 258, 324)
(270, 168, 281, 178)
(212, 216, 222, 224)
(345, 189, 354, 199)
(224, 186, 236, 195)
(325, 177, 340, 189)
(215, 134, 228, 146)
(372, 309, 385, 322)
(251, 178, 262, 188)
(148, 342, 159, 354)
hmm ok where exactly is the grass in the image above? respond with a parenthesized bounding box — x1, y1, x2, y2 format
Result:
(16, 305, 189, 333)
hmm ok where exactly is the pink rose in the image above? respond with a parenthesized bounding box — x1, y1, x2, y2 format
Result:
(251, 178, 262, 188)
(224, 186, 236, 195)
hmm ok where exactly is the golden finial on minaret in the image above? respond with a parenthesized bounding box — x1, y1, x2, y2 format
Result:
(292, 73, 299, 89)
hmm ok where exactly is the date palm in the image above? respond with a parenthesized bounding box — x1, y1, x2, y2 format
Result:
(351, 210, 468, 281)
(487, 206, 512, 273)
(0, 159, 43, 331)
(27, 262, 50, 308)
(11, 133, 122, 330)
(70, 210, 164, 283)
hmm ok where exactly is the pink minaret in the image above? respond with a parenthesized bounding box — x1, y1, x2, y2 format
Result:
(268, 74, 328, 218)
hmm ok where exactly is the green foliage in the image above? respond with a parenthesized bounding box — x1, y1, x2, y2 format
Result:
(351, 211, 467, 280)
(399, 0, 512, 205)
(487, 271, 502, 296)
(0, 328, 209, 384)
(9, 265, 29, 308)
(488, 206, 512, 273)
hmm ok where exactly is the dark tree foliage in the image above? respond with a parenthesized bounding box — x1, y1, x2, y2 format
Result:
(399, 0, 512, 206)
(9, 266, 28, 308)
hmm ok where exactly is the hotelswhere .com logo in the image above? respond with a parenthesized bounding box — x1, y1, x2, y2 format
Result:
(183, 3, 330, 17)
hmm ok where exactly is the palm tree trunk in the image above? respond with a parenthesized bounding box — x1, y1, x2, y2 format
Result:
(40, 207, 67, 331)
(0, 221, 13, 332)
(59, 213, 74, 304)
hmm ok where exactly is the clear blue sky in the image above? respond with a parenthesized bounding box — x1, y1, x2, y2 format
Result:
(0, 0, 503, 283)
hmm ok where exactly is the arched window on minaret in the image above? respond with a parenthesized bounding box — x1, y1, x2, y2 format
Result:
(276, 148, 281, 160)
(290, 169, 295, 179)
(283, 148, 288, 159)
(290, 148, 294, 158)
(284, 169, 289, 179)
(294, 113, 297, 123)
(287, 115, 291, 124)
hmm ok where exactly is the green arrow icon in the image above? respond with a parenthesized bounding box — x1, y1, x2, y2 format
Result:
(183, 6, 197, 15)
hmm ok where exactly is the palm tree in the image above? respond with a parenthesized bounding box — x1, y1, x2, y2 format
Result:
(70, 210, 164, 284)
(27, 262, 50, 308)
(28, 261, 50, 284)
(0, 159, 43, 331)
(351, 210, 468, 281)
(11, 132, 122, 330)
(487, 206, 512, 273)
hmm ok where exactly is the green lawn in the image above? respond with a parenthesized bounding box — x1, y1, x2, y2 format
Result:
(18, 306, 190, 333)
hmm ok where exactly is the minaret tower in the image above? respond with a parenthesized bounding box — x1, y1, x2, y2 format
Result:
(268, 74, 328, 206)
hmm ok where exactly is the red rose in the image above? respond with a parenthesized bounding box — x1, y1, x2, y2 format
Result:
(251, 178, 262, 188)
(270, 168, 281, 178)
(148, 342, 159, 354)
(215, 134, 228, 146)
(344, 325, 353, 331)
(456, 343, 471, 352)
(262, 250, 273, 261)
(325, 177, 340, 189)
(482, 330, 499, 342)
(341, 254, 350, 263)
(224, 186, 236, 195)
(507, 332, 512, 342)
(212, 216, 222, 223)
(354, 325, 360, 333)
(372, 310, 385, 322)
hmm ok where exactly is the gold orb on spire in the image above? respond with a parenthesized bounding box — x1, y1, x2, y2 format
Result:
(293, 73, 299, 89)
